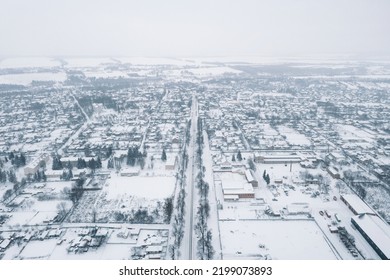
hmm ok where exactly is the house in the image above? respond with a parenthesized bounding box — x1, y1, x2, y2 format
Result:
(24, 153, 50, 175)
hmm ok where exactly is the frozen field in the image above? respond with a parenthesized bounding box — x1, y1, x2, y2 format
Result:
(277, 125, 311, 146)
(83, 70, 128, 79)
(106, 174, 175, 200)
(336, 124, 376, 143)
(0, 57, 61, 68)
(0, 72, 67, 85)
(63, 58, 115, 68)
(220, 220, 337, 260)
(116, 57, 193, 66)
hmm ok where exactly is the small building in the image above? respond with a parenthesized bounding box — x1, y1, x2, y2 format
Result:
(245, 169, 258, 188)
(45, 170, 63, 179)
(254, 153, 302, 164)
(0, 239, 11, 251)
(145, 245, 163, 254)
(24, 153, 50, 175)
(120, 167, 140, 177)
(327, 166, 340, 179)
(165, 156, 177, 170)
(220, 160, 232, 170)
(223, 183, 255, 199)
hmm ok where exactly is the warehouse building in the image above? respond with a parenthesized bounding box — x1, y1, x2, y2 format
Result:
(351, 214, 390, 260)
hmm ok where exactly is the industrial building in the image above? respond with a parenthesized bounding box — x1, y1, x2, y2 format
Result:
(351, 214, 390, 260)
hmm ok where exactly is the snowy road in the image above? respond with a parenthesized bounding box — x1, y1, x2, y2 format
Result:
(57, 91, 91, 156)
(180, 94, 198, 259)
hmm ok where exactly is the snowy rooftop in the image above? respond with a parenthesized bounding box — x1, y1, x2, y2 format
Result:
(352, 214, 390, 259)
(341, 194, 375, 215)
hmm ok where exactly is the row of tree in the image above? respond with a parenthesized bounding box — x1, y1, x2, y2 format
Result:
(195, 176, 214, 260)
(52, 156, 102, 171)
(8, 152, 26, 167)
(0, 169, 17, 183)
(195, 117, 214, 260)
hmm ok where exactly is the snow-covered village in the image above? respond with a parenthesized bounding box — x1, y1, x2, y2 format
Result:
(0, 56, 389, 260)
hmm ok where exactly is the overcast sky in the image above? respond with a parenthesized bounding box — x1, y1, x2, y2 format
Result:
(1, 0, 389, 58)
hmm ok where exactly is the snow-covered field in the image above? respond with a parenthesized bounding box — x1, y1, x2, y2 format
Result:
(0, 57, 61, 68)
(106, 174, 175, 200)
(116, 57, 194, 66)
(83, 70, 128, 79)
(277, 125, 311, 146)
(220, 220, 337, 260)
(0, 72, 67, 85)
(63, 58, 115, 68)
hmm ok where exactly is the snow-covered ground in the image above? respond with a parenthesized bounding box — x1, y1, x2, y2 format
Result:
(116, 57, 194, 66)
(63, 58, 115, 68)
(277, 125, 311, 146)
(220, 220, 337, 260)
(0, 72, 67, 85)
(106, 174, 175, 200)
(212, 159, 383, 260)
(83, 70, 128, 79)
(0, 57, 61, 69)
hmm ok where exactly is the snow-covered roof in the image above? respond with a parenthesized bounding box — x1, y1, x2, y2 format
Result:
(352, 214, 390, 259)
(245, 169, 255, 182)
(341, 194, 375, 215)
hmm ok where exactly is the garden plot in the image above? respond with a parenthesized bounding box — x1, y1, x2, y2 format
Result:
(19, 239, 58, 259)
(106, 175, 175, 200)
(68, 174, 175, 223)
(220, 220, 337, 260)
(277, 126, 311, 146)
(336, 124, 376, 146)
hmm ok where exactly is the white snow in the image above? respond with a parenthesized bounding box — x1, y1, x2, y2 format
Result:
(116, 57, 194, 66)
(0, 57, 61, 68)
(63, 58, 115, 68)
(220, 220, 337, 260)
(0, 72, 67, 85)
(106, 174, 175, 200)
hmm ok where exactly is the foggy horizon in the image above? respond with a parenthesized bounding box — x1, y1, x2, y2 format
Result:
(1, 0, 390, 58)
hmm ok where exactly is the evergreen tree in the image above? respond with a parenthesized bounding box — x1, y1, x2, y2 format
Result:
(41, 171, 47, 182)
(161, 149, 167, 161)
(77, 158, 83, 169)
(20, 153, 26, 166)
(96, 157, 102, 168)
(52, 156, 63, 170)
(265, 174, 270, 185)
(8, 170, 17, 183)
(107, 158, 114, 169)
(88, 158, 96, 170)
(237, 150, 242, 161)
(232, 154, 236, 162)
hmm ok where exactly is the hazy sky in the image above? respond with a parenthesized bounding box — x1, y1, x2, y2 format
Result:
(1, 0, 389, 57)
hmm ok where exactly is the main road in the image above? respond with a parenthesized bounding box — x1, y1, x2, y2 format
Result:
(180, 94, 198, 259)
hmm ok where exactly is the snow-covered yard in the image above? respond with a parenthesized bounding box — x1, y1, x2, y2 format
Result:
(220, 220, 337, 260)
